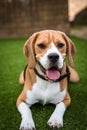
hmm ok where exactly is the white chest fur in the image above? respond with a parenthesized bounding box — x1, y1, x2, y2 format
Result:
(26, 76, 66, 106)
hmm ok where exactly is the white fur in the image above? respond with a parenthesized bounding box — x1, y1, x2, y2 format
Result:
(40, 42, 64, 69)
(18, 102, 35, 130)
(47, 102, 66, 128)
(26, 76, 66, 106)
(20, 76, 66, 129)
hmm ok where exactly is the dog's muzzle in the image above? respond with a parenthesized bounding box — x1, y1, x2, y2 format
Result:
(38, 61, 61, 81)
(46, 53, 60, 81)
(48, 53, 59, 63)
(34, 62, 70, 82)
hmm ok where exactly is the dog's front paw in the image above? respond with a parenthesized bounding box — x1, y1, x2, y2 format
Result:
(47, 115, 63, 129)
(20, 118, 36, 130)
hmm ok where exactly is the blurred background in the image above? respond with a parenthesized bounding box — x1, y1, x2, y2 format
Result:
(0, 0, 87, 39)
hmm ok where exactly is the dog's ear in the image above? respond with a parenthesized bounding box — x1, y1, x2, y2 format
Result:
(24, 32, 39, 69)
(62, 33, 76, 68)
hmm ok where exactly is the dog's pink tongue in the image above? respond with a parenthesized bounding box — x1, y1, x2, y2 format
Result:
(46, 70, 60, 81)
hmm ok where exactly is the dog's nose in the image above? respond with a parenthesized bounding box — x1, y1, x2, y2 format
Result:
(48, 53, 59, 63)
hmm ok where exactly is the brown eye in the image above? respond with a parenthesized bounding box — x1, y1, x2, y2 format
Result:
(38, 44, 46, 49)
(57, 43, 64, 48)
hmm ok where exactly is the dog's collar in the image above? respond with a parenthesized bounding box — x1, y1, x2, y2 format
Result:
(23, 63, 70, 82)
(34, 66, 70, 83)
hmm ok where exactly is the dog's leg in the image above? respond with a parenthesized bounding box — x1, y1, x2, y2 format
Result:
(18, 102, 35, 130)
(69, 66, 80, 83)
(17, 66, 36, 130)
(47, 102, 65, 129)
(19, 71, 24, 85)
(47, 93, 71, 129)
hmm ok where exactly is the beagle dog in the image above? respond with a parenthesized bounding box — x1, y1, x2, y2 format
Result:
(16, 30, 79, 130)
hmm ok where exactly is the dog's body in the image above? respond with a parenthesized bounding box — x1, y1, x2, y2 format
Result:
(16, 30, 79, 130)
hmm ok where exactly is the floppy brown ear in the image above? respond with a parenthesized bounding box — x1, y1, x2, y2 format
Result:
(62, 33, 76, 68)
(24, 32, 39, 69)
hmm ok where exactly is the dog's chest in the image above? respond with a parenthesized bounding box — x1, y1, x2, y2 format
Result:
(26, 76, 66, 106)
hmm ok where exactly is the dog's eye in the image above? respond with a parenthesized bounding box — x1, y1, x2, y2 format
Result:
(57, 43, 64, 48)
(38, 44, 46, 49)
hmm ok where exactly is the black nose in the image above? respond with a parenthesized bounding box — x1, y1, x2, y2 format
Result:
(48, 53, 59, 63)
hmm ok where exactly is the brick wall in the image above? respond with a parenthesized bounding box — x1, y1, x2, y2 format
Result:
(0, 0, 69, 39)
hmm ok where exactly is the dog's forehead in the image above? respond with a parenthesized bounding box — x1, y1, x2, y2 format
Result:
(36, 30, 65, 44)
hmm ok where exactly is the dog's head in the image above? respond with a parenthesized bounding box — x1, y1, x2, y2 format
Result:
(24, 30, 76, 81)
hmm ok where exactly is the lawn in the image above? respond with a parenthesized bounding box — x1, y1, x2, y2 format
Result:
(0, 36, 87, 130)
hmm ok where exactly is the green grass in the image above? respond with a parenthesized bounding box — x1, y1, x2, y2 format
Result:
(0, 37, 87, 130)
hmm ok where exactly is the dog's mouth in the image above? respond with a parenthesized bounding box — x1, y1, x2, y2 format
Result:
(38, 62, 61, 81)
(46, 67, 61, 81)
